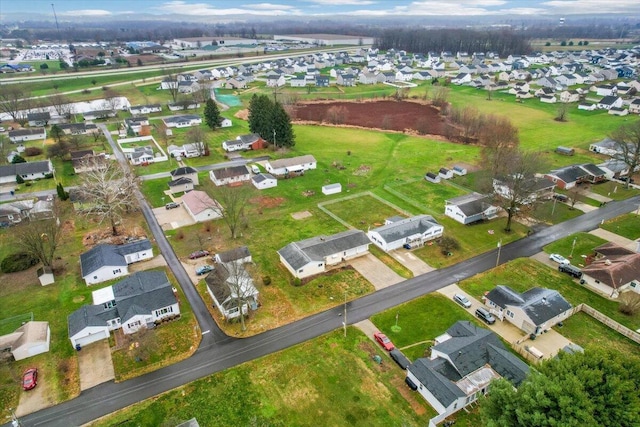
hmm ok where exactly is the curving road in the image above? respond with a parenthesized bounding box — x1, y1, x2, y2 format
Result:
(9, 125, 640, 426)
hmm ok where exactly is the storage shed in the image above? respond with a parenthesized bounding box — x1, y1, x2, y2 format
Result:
(322, 183, 342, 195)
(555, 146, 575, 156)
(425, 172, 441, 183)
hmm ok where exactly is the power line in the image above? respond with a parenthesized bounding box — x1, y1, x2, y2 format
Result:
(51, 3, 61, 40)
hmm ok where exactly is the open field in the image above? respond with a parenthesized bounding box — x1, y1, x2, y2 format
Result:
(89, 329, 433, 427)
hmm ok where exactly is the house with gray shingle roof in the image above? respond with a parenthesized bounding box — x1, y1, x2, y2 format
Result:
(484, 285, 572, 335)
(68, 271, 179, 348)
(170, 166, 199, 185)
(445, 193, 498, 225)
(80, 239, 153, 285)
(407, 321, 529, 424)
(265, 155, 317, 176)
(209, 165, 251, 186)
(367, 215, 444, 252)
(544, 163, 606, 190)
(205, 257, 259, 320)
(278, 229, 370, 279)
(0, 160, 53, 185)
(8, 128, 47, 143)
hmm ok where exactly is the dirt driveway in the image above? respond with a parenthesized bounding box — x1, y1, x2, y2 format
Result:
(153, 204, 195, 230)
(15, 366, 57, 417)
(78, 340, 115, 391)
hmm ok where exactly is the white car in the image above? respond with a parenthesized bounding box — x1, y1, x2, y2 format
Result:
(453, 293, 472, 308)
(549, 253, 570, 265)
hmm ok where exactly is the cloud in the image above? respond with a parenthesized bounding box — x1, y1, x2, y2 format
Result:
(305, 0, 375, 4)
(156, 1, 299, 15)
(541, 0, 640, 14)
(243, 3, 297, 10)
(59, 9, 112, 17)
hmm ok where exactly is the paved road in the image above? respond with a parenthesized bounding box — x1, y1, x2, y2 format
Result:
(11, 186, 639, 426)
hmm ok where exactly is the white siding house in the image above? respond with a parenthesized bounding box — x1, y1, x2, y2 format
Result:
(367, 215, 444, 252)
(181, 190, 223, 223)
(265, 155, 317, 176)
(251, 173, 277, 190)
(80, 239, 153, 286)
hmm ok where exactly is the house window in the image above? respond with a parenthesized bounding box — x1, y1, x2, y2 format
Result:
(155, 307, 173, 317)
(507, 310, 514, 319)
(127, 320, 142, 329)
(103, 300, 117, 309)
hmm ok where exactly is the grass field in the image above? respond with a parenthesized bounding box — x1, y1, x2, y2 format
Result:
(89, 328, 433, 427)
(600, 213, 640, 240)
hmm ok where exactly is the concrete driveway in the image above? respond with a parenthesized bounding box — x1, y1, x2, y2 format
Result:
(350, 254, 404, 290)
(128, 254, 168, 273)
(153, 204, 195, 230)
(78, 340, 115, 391)
(390, 249, 435, 275)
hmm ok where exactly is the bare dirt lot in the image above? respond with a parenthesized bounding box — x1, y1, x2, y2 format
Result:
(292, 100, 445, 135)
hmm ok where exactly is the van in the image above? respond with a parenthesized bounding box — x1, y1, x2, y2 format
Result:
(558, 264, 582, 279)
(251, 165, 260, 174)
(475, 307, 496, 325)
(389, 349, 411, 370)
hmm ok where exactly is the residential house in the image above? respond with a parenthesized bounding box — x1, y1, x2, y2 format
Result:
(290, 75, 306, 87)
(265, 155, 317, 176)
(336, 73, 356, 86)
(493, 175, 555, 203)
(162, 115, 202, 128)
(70, 150, 105, 174)
(215, 246, 252, 265)
(278, 230, 370, 279)
(589, 138, 622, 156)
(578, 102, 597, 111)
(27, 112, 51, 127)
(266, 74, 286, 88)
(251, 173, 277, 190)
(125, 116, 150, 134)
(80, 239, 153, 285)
(222, 133, 267, 152)
(170, 166, 199, 186)
(69, 271, 180, 348)
(59, 123, 98, 136)
(629, 99, 640, 114)
(205, 258, 259, 320)
(209, 165, 251, 187)
(484, 285, 572, 336)
(225, 77, 247, 89)
(83, 110, 116, 121)
(559, 90, 580, 103)
(178, 80, 199, 94)
(407, 321, 529, 425)
(168, 177, 194, 194)
(315, 75, 330, 87)
(367, 215, 444, 252)
(0, 200, 33, 224)
(0, 321, 50, 361)
(545, 164, 607, 189)
(608, 107, 629, 116)
(597, 96, 622, 110)
(445, 193, 499, 225)
(540, 94, 557, 104)
(581, 242, 640, 294)
(452, 73, 472, 85)
(126, 146, 154, 165)
(0, 160, 54, 185)
(167, 142, 203, 159)
(597, 159, 630, 180)
(181, 190, 223, 223)
(595, 84, 617, 97)
(129, 104, 162, 115)
(168, 101, 201, 112)
(8, 128, 46, 143)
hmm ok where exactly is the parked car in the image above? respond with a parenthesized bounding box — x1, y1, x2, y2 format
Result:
(251, 165, 260, 174)
(453, 293, 472, 308)
(402, 243, 412, 249)
(475, 307, 496, 325)
(620, 176, 635, 183)
(549, 253, 570, 265)
(552, 193, 568, 202)
(389, 348, 411, 369)
(373, 331, 395, 351)
(188, 250, 210, 259)
(165, 202, 180, 210)
(558, 263, 583, 279)
(22, 368, 38, 391)
(196, 265, 213, 275)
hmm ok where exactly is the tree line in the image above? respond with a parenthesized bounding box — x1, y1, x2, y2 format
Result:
(375, 28, 532, 57)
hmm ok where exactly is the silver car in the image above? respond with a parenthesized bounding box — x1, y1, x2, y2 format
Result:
(453, 293, 472, 308)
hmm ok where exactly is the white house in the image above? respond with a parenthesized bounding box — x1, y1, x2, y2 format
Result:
(484, 285, 572, 335)
(0, 321, 50, 361)
(209, 165, 251, 186)
(0, 160, 54, 185)
(170, 166, 199, 186)
(265, 155, 317, 176)
(367, 215, 444, 252)
(181, 190, 223, 223)
(80, 239, 153, 286)
(8, 128, 46, 143)
(251, 173, 277, 190)
(129, 104, 162, 115)
(162, 114, 202, 128)
(278, 230, 370, 279)
(445, 193, 499, 225)
(167, 143, 203, 159)
(597, 96, 623, 110)
(69, 271, 180, 348)
(407, 321, 529, 426)
(168, 177, 194, 194)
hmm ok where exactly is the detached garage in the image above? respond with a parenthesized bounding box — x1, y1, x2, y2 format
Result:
(0, 321, 51, 361)
(68, 305, 111, 348)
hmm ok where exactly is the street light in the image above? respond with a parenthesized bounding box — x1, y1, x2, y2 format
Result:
(343, 291, 347, 338)
(496, 239, 502, 268)
(569, 237, 577, 258)
(273, 129, 277, 150)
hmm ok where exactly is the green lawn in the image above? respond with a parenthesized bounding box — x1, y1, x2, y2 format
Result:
(600, 213, 640, 240)
(322, 193, 407, 230)
(543, 232, 608, 260)
(89, 329, 433, 427)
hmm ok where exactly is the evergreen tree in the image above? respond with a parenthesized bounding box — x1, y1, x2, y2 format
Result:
(248, 94, 273, 140)
(204, 98, 221, 130)
(56, 182, 69, 201)
(11, 154, 26, 164)
(271, 101, 295, 148)
(50, 124, 64, 143)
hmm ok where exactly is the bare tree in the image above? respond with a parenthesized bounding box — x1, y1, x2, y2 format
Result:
(555, 103, 569, 122)
(78, 158, 139, 235)
(430, 86, 449, 109)
(220, 259, 258, 331)
(204, 185, 253, 239)
(566, 185, 586, 210)
(49, 91, 74, 120)
(0, 85, 29, 124)
(192, 80, 212, 103)
(163, 70, 180, 103)
(185, 126, 207, 155)
(492, 150, 544, 232)
(610, 120, 640, 189)
(15, 202, 63, 268)
(103, 89, 121, 111)
(480, 114, 520, 177)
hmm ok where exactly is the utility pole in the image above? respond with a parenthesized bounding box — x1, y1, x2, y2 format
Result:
(273, 129, 276, 150)
(343, 292, 347, 338)
(496, 239, 502, 267)
(51, 4, 61, 40)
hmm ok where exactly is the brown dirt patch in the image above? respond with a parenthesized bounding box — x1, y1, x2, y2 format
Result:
(250, 196, 285, 209)
(391, 376, 428, 415)
(235, 109, 249, 121)
(292, 100, 445, 135)
(291, 211, 312, 220)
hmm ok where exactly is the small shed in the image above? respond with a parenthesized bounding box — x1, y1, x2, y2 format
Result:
(555, 146, 575, 156)
(452, 165, 467, 176)
(425, 172, 441, 183)
(37, 266, 55, 286)
(439, 168, 454, 179)
(322, 183, 342, 195)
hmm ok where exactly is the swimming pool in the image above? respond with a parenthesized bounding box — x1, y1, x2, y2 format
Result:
(214, 90, 242, 107)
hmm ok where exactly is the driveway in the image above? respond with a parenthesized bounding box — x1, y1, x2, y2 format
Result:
(181, 259, 213, 286)
(128, 254, 168, 273)
(152, 204, 195, 230)
(390, 249, 434, 275)
(78, 340, 115, 391)
(15, 366, 56, 417)
(350, 254, 404, 290)
(589, 227, 638, 250)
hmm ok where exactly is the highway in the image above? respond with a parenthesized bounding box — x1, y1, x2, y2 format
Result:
(11, 126, 640, 426)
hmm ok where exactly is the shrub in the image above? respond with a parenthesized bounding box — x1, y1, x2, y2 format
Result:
(25, 182, 32, 187)
(24, 147, 43, 156)
(292, 277, 302, 287)
(16, 175, 24, 184)
(619, 292, 640, 315)
(1, 252, 39, 273)
(262, 275, 272, 286)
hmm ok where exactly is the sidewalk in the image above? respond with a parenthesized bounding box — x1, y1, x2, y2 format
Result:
(589, 228, 638, 251)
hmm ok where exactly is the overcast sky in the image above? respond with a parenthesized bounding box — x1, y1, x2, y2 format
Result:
(3, 0, 640, 18)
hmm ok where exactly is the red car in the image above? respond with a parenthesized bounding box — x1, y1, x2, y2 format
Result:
(22, 368, 38, 391)
(188, 250, 210, 260)
(373, 331, 395, 351)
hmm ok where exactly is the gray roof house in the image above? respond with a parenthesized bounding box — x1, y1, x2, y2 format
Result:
(80, 239, 153, 285)
(445, 193, 499, 225)
(484, 285, 572, 336)
(407, 321, 529, 424)
(170, 166, 199, 186)
(0, 160, 53, 185)
(278, 229, 370, 279)
(367, 215, 444, 252)
(68, 271, 180, 348)
(204, 260, 259, 320)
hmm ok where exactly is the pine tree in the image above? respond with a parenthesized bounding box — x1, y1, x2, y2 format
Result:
(56, 182, 69, 201)
(204, 99, 221, 130)
(248, 94, 273, 140)
(271, 101, 295, 148)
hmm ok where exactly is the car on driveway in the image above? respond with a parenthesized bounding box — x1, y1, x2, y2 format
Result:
(373, 331, 395, 351)
(189, 250, 210, 259)
(165, 202, 180, 209)
(196, 265, 213, 275)
(453, 293, 472, 308)
(22, 368, 38, 391)
(549, 253, 570, 265)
